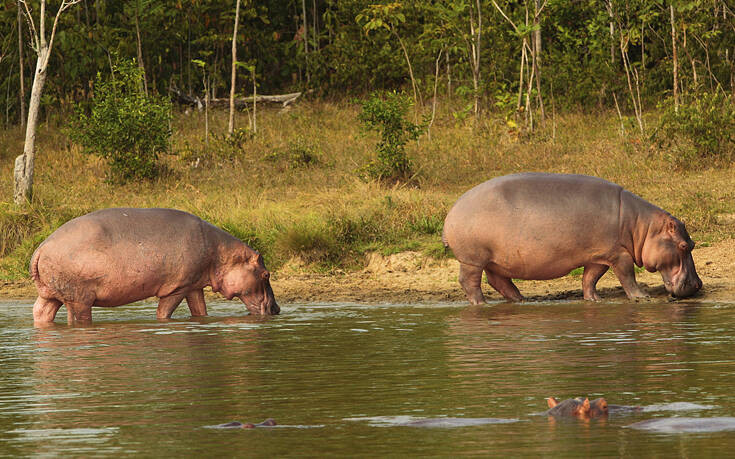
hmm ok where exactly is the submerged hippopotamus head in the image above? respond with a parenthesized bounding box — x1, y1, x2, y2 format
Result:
(546, 397, 608, 419)
(218, 249, 279, 315)
(642, 216, 702, 298)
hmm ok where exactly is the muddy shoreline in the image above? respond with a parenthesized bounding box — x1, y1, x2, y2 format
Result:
(3, 239, 735, 304)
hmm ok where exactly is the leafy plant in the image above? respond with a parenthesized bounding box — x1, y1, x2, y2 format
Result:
(357, 91, 423, 182)
(653, 93, 735, 168)
(69, 60, 172, 182)
(264, 137, 323, 169)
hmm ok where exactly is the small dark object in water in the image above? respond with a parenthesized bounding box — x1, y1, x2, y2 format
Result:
(217, 419, 277, 429)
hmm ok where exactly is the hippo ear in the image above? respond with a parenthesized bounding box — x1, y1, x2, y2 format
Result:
(577, 398, 590, 414)
(547, 397, 558, 408)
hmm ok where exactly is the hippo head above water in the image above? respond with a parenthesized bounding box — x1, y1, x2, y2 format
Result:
(546, 397, 609, 419)
(216, 249, 279, 316)
(641, 215, 702, 298)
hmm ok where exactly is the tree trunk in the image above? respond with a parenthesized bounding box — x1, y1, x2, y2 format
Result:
(533, 0, 545, 125)
(393, 30, 421, 109)
(607, 0, 615, 65)
(670, 4, 679, 112)
(18, 2, 26, 128)
(14, 48, 48, 205)
(134, 9, 148, 96)
(469, 0, 482, 117)
(302, 0, 309, 83)
(228, 0, 241, 135)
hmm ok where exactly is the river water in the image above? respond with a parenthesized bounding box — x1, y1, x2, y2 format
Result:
(2, 300, 735, 456)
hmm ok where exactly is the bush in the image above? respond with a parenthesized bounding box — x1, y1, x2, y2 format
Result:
(653, 93, 735, 167)
(264, 137, 323, 169)
(357, 91, 423, 182)
(69, 60, 172, 182)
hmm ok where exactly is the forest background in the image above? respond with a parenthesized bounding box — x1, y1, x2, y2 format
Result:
(0, 0, 734, 300)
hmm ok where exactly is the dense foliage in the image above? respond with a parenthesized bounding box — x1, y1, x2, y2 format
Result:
(69, 61, 172, 181)
(358, 91, 422, 181)
(1, 0, 734, 129)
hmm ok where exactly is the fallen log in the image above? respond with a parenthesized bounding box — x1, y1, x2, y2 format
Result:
(209, 92, 303, 108)
(169, 86, 304, 109)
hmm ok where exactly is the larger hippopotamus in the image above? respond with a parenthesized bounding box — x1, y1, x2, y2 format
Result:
(442, 173, 702, 303)
(31, 208, 279, 324)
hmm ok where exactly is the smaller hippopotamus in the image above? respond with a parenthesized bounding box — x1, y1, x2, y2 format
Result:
(216, 419, 277, 429)
(30, 208, 279, 324)
(546, 397, 608, 419)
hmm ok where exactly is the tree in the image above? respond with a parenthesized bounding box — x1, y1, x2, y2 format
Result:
(228, 0, 241, 135)
(17, 1, 26, 128)
(357, 3, 422, 108)
(13, 0, 80, 206)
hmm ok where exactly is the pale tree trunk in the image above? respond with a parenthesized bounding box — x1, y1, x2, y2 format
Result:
(392, 30, 421, 110)
(14, 49, 48, 204)
(428, 47, 444, 141)
(606, 0, 615, 64)
(228, 0, 241, 135)
(302, 0, 309, 83)
(18, 2, 26, 128)
(252, 70, 257, 133)
(134, 9, 148, 96)
(469, 0, 482, 117)
(14, 0, 80, 205)
(533, 0, 545, 125)
(670, 4, 679, 112)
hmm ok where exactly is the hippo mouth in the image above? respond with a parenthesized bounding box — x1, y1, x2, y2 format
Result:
(665, 279, 703, 299)
(241, 297, 280, 315)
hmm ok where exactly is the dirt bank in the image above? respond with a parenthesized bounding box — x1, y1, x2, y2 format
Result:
(4, 239, 734, 304)
(272, 238, 735, 304)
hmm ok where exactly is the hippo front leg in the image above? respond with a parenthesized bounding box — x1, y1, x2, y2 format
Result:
(459, 263, 486, 304)
(157, 293, 185, 319)
(186, 289, 208, 317)
(611, 253, 649, 299)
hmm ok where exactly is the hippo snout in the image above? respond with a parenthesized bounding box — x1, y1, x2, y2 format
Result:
(671, 275, 702, 298)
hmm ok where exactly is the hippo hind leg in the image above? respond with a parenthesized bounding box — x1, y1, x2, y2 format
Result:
(484, 269, 524, 302)
(459, 263, 486, 305)
(582, 263, 609, 301)
(66, 301, 94, 324)
(33, 297, 62, 324)
(157, 293, 186, 319)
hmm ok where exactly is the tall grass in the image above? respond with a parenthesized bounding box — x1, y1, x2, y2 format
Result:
(1, 100, 734, 282)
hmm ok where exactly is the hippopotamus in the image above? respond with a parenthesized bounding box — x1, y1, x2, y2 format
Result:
(216, 419, 277, 429)
(30, 208, 279, 324)
(442, 173, 702, 303)
(546, 397, 608, 419)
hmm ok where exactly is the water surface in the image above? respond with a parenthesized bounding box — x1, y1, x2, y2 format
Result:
(2, 300, 735, 456)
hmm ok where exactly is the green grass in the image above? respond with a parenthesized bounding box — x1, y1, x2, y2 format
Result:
(1, 100, 734, 282)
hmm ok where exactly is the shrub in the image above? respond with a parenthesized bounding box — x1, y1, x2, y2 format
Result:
(264, 137, 323, 169)
(69, 60, 172, 182)
(653, 93, 735, 168)
(357, 91, 423, 182)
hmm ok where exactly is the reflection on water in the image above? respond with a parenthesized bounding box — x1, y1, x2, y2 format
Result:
(2, 300, 735, 456)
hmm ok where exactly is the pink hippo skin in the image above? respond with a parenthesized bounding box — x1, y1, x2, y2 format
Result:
(442, 173, 702, 303)
(30, 208, 279, 324)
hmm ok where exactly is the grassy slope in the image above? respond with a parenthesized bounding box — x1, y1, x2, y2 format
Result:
(1, 100, 734, 284)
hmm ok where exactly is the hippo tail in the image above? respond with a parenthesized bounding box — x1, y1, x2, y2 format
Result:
(29, 247, 41, 281)
(441, 228, 450, 253)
